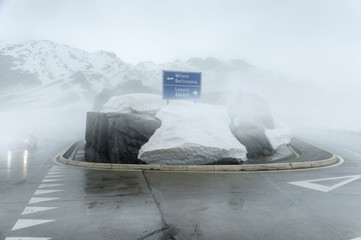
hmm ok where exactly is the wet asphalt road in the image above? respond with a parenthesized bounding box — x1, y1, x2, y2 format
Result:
(1, 130, 361, 240)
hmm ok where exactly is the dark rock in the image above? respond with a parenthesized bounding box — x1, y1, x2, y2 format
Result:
(85, 111, 161, 164)
(107, 113, 161, 164)
(228, 90, 275, 158)
(230, 121, 274, 158)
(85, 112, 109, 163)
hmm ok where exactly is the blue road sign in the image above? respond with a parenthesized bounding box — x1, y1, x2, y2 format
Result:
(162, 70, 202, 100)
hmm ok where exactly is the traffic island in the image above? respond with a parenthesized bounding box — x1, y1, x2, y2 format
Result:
(57, 138, 340, 172)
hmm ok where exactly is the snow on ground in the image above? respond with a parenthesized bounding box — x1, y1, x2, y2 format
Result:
(101, 93, 166, 114)
(138, 101, 247, 165)
(265, 127, 291, 149)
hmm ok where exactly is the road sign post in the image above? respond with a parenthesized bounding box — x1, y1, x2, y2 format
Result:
(162, 70, 202, 102)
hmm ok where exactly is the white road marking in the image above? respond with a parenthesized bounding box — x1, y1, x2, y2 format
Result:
(51, 166, 66, 169)
(6, 165, 65, 239)
(38, 183, 63, 189)
(49, 169, 65, 172)
(49, 168, 66, 172)
(46, 172, 64, 176)
(12, 219, 55, 231)
(29, 197, 59, 204)
(5, 238, 51, 240)
(34, 190, 62, 196)
(344, 149, 361, 157)
(350, 237, 361, 240)
(44, 175, 65, 179)
(22, 207, 58, 215)
(42, 179, 63, 183)
(289, 175, 361, 192)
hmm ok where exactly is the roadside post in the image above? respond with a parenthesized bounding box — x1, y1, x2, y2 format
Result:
(162, 70, 202, 104)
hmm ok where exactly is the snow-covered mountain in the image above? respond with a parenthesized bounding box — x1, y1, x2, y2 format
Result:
(0, 39, 300, 110)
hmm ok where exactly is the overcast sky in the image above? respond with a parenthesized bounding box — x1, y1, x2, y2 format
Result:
(0, 0, 360, 85)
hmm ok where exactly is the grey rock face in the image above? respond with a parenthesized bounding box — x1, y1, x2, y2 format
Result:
(229, 121, 274, 158)
(228, 91, 275, 158)
(85, 112, 161, 164)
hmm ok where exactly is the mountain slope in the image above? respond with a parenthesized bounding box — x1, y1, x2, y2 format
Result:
(0, 38, 303, 112)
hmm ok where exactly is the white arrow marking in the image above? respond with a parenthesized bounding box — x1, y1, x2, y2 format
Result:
(42, 179, 63, 183)
(193, 90, 198, 96)
(166, 77, 173, 81)
(22, 207, 58, 215)
(34, 190, 62, 196)
(5, 238, 51, 240)
(12, 219, 55, 231)
(38, 183, 63, 189)
(288, 175, 361, 192)
(29, 197, 59, 204)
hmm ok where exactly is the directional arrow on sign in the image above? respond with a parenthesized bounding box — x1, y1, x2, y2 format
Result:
(166, 77, 173, 81)
(288, 175, 361, 192)
(193, 90, 198, 96)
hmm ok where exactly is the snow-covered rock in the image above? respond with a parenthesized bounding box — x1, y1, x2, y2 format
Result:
(265, 128, 291, 149)
(138, 102, 247, 165)
(101, 93, 166, 115)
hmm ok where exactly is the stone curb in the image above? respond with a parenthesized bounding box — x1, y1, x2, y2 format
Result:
(57, 144, 339, 172)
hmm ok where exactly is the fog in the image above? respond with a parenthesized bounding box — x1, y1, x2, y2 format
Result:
(0, 0, 361, 149)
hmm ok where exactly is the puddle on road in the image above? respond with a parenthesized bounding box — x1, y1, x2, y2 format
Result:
(84, 170, 144, 197)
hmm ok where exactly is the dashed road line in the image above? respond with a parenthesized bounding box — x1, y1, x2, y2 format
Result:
(42, 179, 63, 183)
(34, 190, 62, 196)
(38, 184, 63, 189)
(5, 238, 51, 240)
(6, 165, 67, 240)
(29, 197, 59, 204)
(45, 173, 65, 177)
(12, 219, 55, 231)
(22, 207, 58, 215)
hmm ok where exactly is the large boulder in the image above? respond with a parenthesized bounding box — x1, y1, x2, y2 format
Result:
(107, 112, 161, 163)
(85, 112, 110, 163)
(85, 112, 161, 164)
(86, 93, 165, 164)
(229, 121, 274, 158)
(227, 90, 276, 158)
(138, 102, 247, 165)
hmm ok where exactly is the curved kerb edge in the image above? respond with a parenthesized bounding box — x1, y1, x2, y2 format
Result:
(56, 144, 340, 172)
